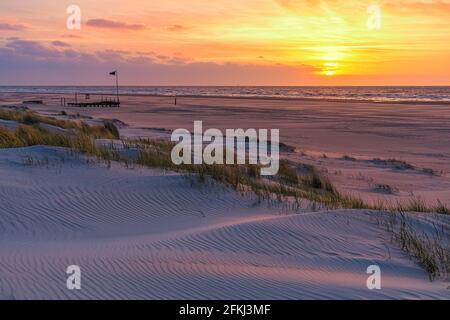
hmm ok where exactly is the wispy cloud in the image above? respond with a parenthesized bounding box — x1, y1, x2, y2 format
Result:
(167, 24, 186, 32)
(0, 23, 27, 31)
(60, 34, 83, 39)
(51, 41, 71, 47)
(0, 38, 317, 85)
(85, 19, 146, 31)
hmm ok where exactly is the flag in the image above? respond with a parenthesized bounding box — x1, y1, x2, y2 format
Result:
(109, 71, 116, 76)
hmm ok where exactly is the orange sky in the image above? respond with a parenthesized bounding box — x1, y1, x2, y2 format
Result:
(0, 0, 450, 85)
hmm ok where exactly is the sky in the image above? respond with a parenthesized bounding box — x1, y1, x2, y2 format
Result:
(0, 0, 449, 85)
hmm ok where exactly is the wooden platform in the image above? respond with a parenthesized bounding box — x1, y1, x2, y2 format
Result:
(67, 101, 120, 108)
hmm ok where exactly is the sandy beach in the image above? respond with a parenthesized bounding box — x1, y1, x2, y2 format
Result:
(3, 92, 450, 206)
(1, 93, 450, 299)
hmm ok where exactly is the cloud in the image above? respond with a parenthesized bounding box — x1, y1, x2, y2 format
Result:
(0, 23, 27, 31)
(85, 19, 146, 31)
(275, 0, 322, 11)
(276, 0, 450, 15)
(60, 34, 82, 39)
(0, 38, 317, 85)
(156, 54, 170, 60)
(51, 41, 71, 47)
(4, 39, 60, 57)
(135, 51, 157, 56)
(382, 0, 450, 15)
(1, 38, 98, 64)
(167, 24, 186, 32)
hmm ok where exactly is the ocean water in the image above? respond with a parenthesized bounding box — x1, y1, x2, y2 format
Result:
(1, 86, 450, 103)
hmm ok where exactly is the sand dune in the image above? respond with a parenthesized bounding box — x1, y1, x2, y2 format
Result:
(3, 93, 450, 207)
(0, 146, 448, 299)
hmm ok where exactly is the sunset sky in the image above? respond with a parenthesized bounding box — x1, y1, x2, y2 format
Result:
(0, 0, 449, 85)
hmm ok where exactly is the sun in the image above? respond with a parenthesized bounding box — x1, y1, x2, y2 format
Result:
(322, 62, 339, 76)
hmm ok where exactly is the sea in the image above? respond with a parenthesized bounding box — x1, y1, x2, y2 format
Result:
(0, 86, 449, 103)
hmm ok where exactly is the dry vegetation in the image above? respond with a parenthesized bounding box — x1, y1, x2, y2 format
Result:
(379, 211, 450, 280)
(0, 108, 119, 140)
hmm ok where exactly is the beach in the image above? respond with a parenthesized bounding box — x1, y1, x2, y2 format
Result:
(3, 92, 450, 206)
(1, 92, 450, 299)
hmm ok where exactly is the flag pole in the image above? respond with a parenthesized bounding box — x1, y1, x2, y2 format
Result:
(115, 70, 120, 104)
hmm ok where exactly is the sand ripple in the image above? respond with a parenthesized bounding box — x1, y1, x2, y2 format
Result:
(0, 146, 448, 299)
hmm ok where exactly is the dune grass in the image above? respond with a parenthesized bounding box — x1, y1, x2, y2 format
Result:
(0, 125, 70, 148)
(278, 160, 299, 185)
(0, 107, 119, 140)
(0, 108, 78, 130)
(379, 211, 450, 280)
(0, 127, 23, 148)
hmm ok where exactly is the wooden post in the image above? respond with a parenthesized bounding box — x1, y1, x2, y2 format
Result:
(115, 71, 120, 105)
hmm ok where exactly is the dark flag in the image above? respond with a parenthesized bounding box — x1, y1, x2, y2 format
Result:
(109, 71, 116, 76)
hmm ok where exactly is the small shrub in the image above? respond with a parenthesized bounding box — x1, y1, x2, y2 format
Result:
(374, 184, 395, 194)
(434, 200, 450, 215)
(22, 114, 40, 125)
(278, 160, 299, 185)
(395, 197, 428, 213)
(0, 127, 23, 148)
(104, 121, 120, 139)
(302, 166, 335, 193)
